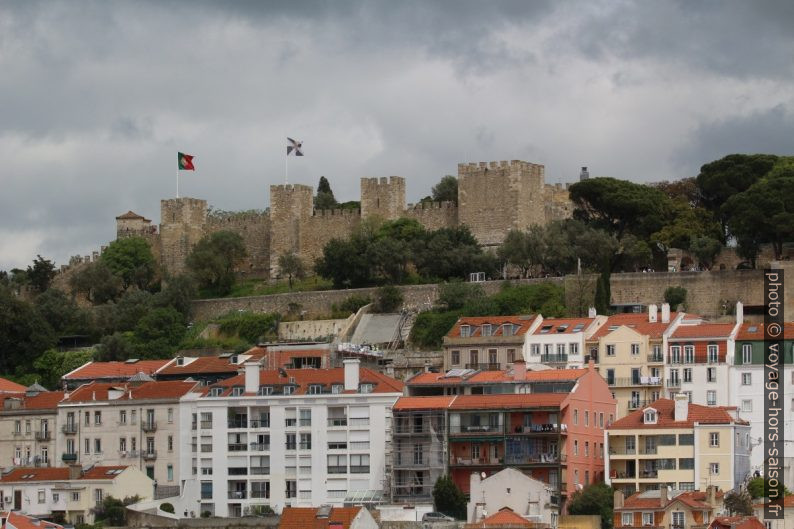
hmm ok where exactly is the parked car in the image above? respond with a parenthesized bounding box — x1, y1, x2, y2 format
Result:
(422, 511, 455, 522)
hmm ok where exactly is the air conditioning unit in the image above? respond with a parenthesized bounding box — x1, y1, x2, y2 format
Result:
(4, 496, 11, 503)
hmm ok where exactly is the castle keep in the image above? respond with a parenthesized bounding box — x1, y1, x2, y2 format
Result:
(115, 160, 573, 279)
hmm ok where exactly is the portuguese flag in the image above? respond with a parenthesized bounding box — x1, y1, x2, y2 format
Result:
(178, 152, 195, 171)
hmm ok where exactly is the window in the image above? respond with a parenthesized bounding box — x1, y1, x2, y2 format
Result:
(742, 373, 752, 385)
(503, 324, 515, 336)
(460, 325, 471, 337)
(71, 492, 80, 502)
(707, 368, 716, 382)
(507, 349, 515, 363)
(709, 432, 719, 447)
(707, 391, 717, 406)
(308, 384, 322, 395)
(84, 438, 90, 454)
(599, 412, 604, 428)
(209, 387, 223, 397)
(94, 411, 101, 425)
(38, 490, 45, 504)
(488, 349, 498, 365)
(119, 410, 127, 424)
(482, 324, 492, 336)
(331, 384, 343, 394)
(119, 437, 127, 452)
(570, 343, 579, 355)
(359, 383, 374, 393)
(14, 420, 20, 433)
(94, 438, 102, 454)
(327, 455, 347, 473)
(606, 344, 615, 356)
(470, 350, 478, 365)
(84, 411, 90, 426)
(299, 433, 311, 450)
(684, 345, 694, 364)
(557, 343, 566, 356)
(644, 409, 657, 424)
(283, 385, 295, 395)
(350, 454, 370, 473)
(606, 369, 615, 385)
(585, 441, 589, 457)
(622, 513, 633, 526)
(741, 399, 752, 413)
(573, 409, 578, 425)
(710, 462, 720, 475)
(742, 344, 752, 364)
(52, 493, 59, 503)
(531, 344, 540, 356)
(684, 368, 692, 383)
(707, 344, 719, 363)
(451, 350, 460, 365)
(167, 464, 173, 481)
(167, 408, 173, 423)
(672, 512, 684, 528)
(258, 385, 273, 395)
(286, 434, 296, 450)
(643, 512, 654, 526)
(286, 480, 297, 498)
(574, 440, 579, 455)
(679, 458, 694, 469)
(41, 447, 48, 464)
(94, 488, 103, 506)
(200, 481, 213, 499)
(631, 343, 640, 356)
(670, 346, 681, 363)
(168, 435, 174, 451)
(231, 386, 244, 396)
(131, 410, 137, 424)
(584, 411, 589, 427)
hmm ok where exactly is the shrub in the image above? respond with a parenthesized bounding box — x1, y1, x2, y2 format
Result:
(372, 285, 403, 313)
(664, 286, 687, 310)
(338, 294, 371, 314)
(217, 312, 280, 344)
(159, 502, 175, 514)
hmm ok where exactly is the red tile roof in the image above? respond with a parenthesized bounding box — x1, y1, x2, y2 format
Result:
(203, 367, 403, 396)
(446, 315, 538, 339)
(63, 360, 170, 380)
(609, 399, 745, 430)
(709, 516, 765, 529)
(0, 378, 27, 393)
(466, 507, 532, 527)
(157, 350, 268, 376)
(736, 322, 794, 341)
(620, 489, 723, 510)
(590, 312, 681, 340)
(532, 317, 595, 335)
(22, 391, 65, 410)
(115, 211, 148, 220)
(0, 466, 128, 482)
(3, 511, 63, 529)
(63, 381, 198, 403)
(450, 393, 567, 410)
(672, 323, 736, 339)
(278, 507, 361, 529)
(407, 368, 586, 386)
(394, 396, 456, 411)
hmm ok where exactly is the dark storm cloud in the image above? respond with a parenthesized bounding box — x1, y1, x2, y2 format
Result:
(1, 0, 793, 268)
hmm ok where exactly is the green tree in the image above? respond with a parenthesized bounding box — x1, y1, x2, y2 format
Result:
(101, 237, 157, 290)
(132, 307, 186, 358)
(651, 177, 700, 207)
(664, 286, 687, 310)
(314, 176, 338, 210)
(159, 502, 175, 514)
(277, 252, 306, 289)
(372, 285, 403, 313)
(217, 312, 280, 344)
(69, 261, 123, 303)
(315, 236, 373, 289)
(92, 495, 140, 526)
(594, 270, 611, 315)
(409, 311, 461, 350)
(567, 483, 614, 529)
(32, 349, 94, 389)
(34, 288, 95, 337)
(431, 175, 458, 204)
(337, 294, 371, 314)
(95, 332, 135, 362)
(111, 290, 154, 332)
(186, 231, 247, 295)
(153, 274, 198, 318)
(0, 287, 56, 374)
(498, 228, 544, 277)
(747, 476, 791, 499)
(689, 236, 722, 270)
(432, 475, 467, 520)
(26, 255, 57, 292)
(724, 489, 753, 515)
(437, 281, 485, 311)
(415, 226, 495, 280)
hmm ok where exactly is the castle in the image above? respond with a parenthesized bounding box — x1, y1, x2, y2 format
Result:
(114, 160, 573, 279)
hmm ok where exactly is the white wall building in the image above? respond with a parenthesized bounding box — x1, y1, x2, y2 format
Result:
(178, 360, 403, 517)
(525, 314, 607, 369)
(467, 467, 557, 526)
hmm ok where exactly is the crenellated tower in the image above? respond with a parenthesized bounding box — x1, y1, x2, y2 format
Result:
(159, 197, 208, 276)
(269, 184, 314, 277)
(360, 176, 406, 220)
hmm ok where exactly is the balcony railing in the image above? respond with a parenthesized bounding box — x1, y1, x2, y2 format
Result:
(450, 424, 503, 435)
(327, 466, 347, 474)
(647, 353, 664, 363)
(608, 377, 662, 387)
(142, 450, 157, 460)
(465, 363, 502, 371)
(200, 420, 212, 429)
(666, 379, 681, 388)
(327, 417, 348, 427)
(250, 490, 269, 499)
(504, 453, 566, 465)
(508, 424, 564, 434)
(227, 420, 247, 429)
(349, 418, 369, 426)
(250, 467, 269, 475)
(228, 443, 247, 452)
(35, 431, 51, 441)
(249, 419, 270, 428)
(350, 465, 370, 474)
(540, 354, 569, 364)
(142, 421, 157, 432)
(62, 453, 78, 462)
(249, 443, 269, 451)
(227, 491, 247, 499)
(449, 457, 503, 466)
(638, 469, 658, 478)
(62, 424, 78, 435)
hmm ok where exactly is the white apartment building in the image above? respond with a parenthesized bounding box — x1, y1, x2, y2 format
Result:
(525, 313, 607, 368)
(0, 387, 63, 468)
(55, 380, 198, 496)
(179, 360, 403, 517)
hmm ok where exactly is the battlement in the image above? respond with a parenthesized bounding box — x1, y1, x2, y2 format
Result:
(361, 176, 405, 187)
(206, 211, 269, 225)
(271, 183, 313, 193)
(457, 159, 543, 176)
(407, 200, 456, 210)
(312, 208, 360, 218)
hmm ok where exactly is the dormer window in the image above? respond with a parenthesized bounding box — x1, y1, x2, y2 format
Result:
(359, 383, 374, 394)
(481, 324, 492, 337)
(331, 384, 344, 394)
(231, 386, 244, 397)
(229, 355, 238, 364)
(283, 386, 296, 395)
(209, 387, 223, 397)
(643, 408, 657, 425)
(258, 386, 273, 396)
(502, 324, 516, 336)
(308, 384, 323, 395)
(540, 325, 553, 334)
(460, 325, 471, 337)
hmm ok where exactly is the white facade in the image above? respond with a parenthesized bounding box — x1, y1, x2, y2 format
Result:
(524, 316, 606, 369)
(178, 364, 402, 517)
(467, 467, 557, 525)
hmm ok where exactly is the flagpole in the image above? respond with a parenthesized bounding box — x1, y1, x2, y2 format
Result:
(285, 152, 288, 185)
(176, 167, 180, 198)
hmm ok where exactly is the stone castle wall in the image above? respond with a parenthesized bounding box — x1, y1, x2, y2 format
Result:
(205, 211, 271, 278)
(403, 200, 458, 231)
(159, 198, 208, 276)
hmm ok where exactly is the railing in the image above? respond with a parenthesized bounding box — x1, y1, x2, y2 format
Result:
(228, 468, 247, 476)
(227, 420, 247, 429)
(639, 469, 658, 478)
(504, 453, 564, 465)
(349, 418, 370, 426)
(142, 450, 157, 460)
(540, 354, 569, 363)
(200, 491, 213, 500)
(298, 442, 312, 450)
(142, 421, 157, 432)
(227, 491, 247, 499)
(249, 443, 269, 451)
(200, 420, 212, 429)
(35, 431, 51, 441)
(327, 466, 347, 474)
(327, 417, 348, 427)
(350, 465, 370, 473)
(62, 453, 78, 462)
(465, 363, 502, 371)
(449, 457, 503, 466)
(250, 467, 269, 475)
(666, 379, 681, 388)
(450, 424, 503, 435)
(249, 419, 270, 428)
(508, 424, 562, 434)
(62, 424, 78, 434)
(647, 353, 664, 363)
(228, 443, 247, 452)
(250, 490, 269, 499)
(610, 471, 636, 479)
(608, 377, 662, 387)
(394, 425, 430, 434)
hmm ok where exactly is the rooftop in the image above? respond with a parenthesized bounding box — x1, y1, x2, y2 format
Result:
(736, 322, 794, 341)
(465, 507, 532, 528)
(63, 381, 198, 403)
(709, 516, 766, 529)
(620, 488, 724, 510)
(63, 360, 170, 381)
(0, 466, 128, 483)
(0, 377, 27, 393)
(609, 399, 746, 430)
(532, 317, 595, 335)
(157, 350, 267, 376)
(446, 315, 538, 339)
(115, 210, 149, 221)
(407, 367, 587, 386)
(671, 323, 736, 339)
(1, 511, 63, 529)
(590, 312, 681, 340)
(395, 393, 567, 411)
(278, 506, 362, 529)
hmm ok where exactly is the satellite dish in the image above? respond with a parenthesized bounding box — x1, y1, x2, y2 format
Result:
(481, 472, 487, 479)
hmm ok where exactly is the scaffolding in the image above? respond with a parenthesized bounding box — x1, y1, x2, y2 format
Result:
(390, 408, 447, 502)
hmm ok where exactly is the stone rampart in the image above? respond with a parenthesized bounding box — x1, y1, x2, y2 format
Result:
(205, 212, 270, 279)
(403, 200, 458, 231)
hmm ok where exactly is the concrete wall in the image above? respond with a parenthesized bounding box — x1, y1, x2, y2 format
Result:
(277, 316, 353, 341)
(126, 510, 278, 529)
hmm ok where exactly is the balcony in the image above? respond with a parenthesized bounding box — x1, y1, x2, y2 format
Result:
(249, 443, 269, 451)
(142, 421, 157, 432)
(647, 353, 664, 363)
(449, 457, 503, 467)
(35, 431, 51, 441)
(227, 490, 247, 500)
(465, 363, 502, 371)
(540, 354, 569, 364)
(61, 424, 78, 435)
(450, 424, 503, 436)
(142, 450, 157, 460)
(228, 443, 247, 452)
(249, 419, 269, 428)
(638, 469, 658, 479)
(350, 465, 370, 474)
(507, 424, 565, 435)
(327, 417, 348, 427)
(61, 453, 78, 463)
(227, 419, 247, 429)
(200, 420, 213, 429)
(666, 379, 681, 388)
(250, 467, 270, 475)
(608, 377, 662, 387)
(250, 490, 269, 499)
(504, 453, 566, 465)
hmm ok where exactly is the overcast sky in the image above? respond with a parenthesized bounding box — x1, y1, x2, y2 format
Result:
(2, 0, 794, 270)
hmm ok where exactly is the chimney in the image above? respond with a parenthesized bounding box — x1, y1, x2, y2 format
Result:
(470, 471, 482, 497)
(661, 303, 670, 323)
(424, 361, 431, 373)
(735, 302, 743, 324)
(660, 486, 668, 505)
(68, 464, 82, 480)
(707, 485, 716, 506)
(513, 359, 527, 381)
(244, 362, 259, 394)
(648, 304, 658, 323)
(343, 359, 360, 391)
(588, 307, 597, 318)
(674, 393, 689, 422)
(613, 490, 624, 509)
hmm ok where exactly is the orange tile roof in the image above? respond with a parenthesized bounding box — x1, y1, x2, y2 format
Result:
(447, 315, 538, 339)
(202, 367, 403, 396)
(3, 511, 63, 529)
(672, 323, 735, 339)
(609, 399, 745, 430)
(590, 312, 681, 340)
(0, 466, 128, 482)
(64, 360, 170, 380)
(532, 317, 595, 335)
(471, 507, 532, 527)
(63, 381, 198, 403)
(709, 516, 765, 529)
(0, 377, 27, 393)
(115, 210, 148, 220)
(394, 396, 456, 410)
(407, 367, 586, 386)
(22, 391, 65, 410)
(620, 489, 723, 510)
(450, 393, 567, 410)
(157, 350, 268, 376)
(278, 507, 361, 529)
(736, 322, 794, 341)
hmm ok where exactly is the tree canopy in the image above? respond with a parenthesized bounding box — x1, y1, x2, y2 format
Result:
(432, 175, 458, 204)
(432, 475, 467, 520)
(567, 483, 614, 529)
(100, 237, 157, 291)
(314, 176, 338, 210)
(186, 231, 247, 295)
